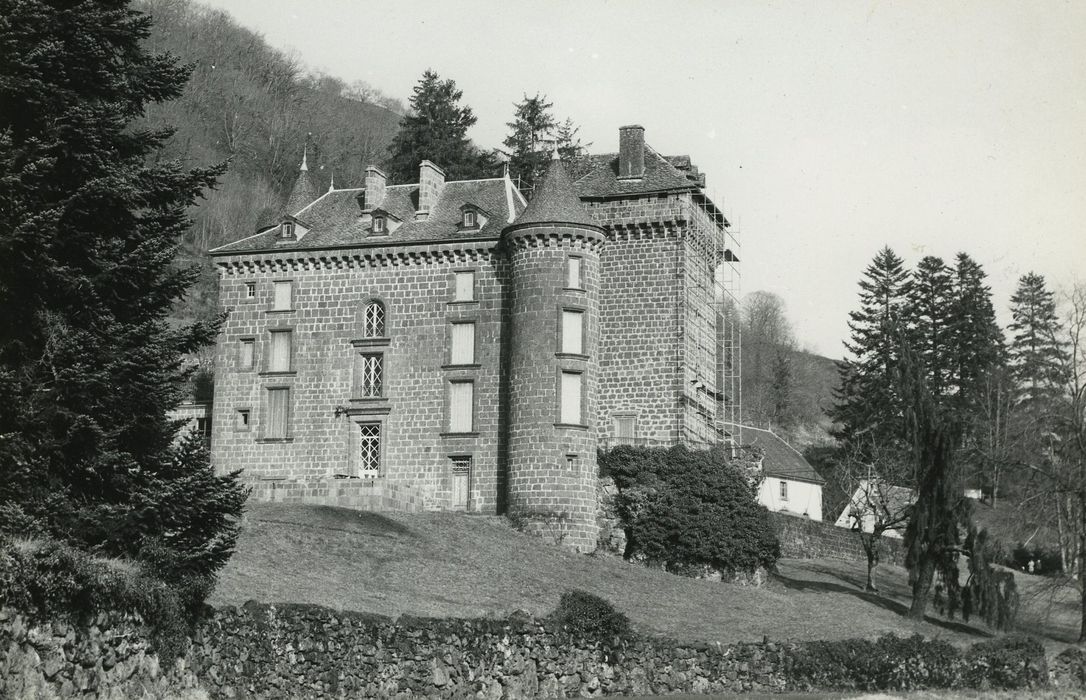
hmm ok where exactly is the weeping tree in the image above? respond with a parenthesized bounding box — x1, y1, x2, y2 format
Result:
(899, 337, 973, 620)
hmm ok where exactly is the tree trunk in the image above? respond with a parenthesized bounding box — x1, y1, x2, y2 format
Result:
(1079, 492, 1086, 643)
(864, 535, 881, 591)
(909, 557, 936, 620)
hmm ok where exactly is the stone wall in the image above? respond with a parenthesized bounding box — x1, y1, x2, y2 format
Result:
(0, 608, 205, 700)
(771, 511, 905, 566)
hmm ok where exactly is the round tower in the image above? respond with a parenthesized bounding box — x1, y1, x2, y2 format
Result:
(503, 155, 607, 552)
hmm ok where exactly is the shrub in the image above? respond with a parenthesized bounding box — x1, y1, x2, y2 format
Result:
(549, 589, 632, 645)
(0, 536, 193, 659)
(599, 445, 780, 576)
(787, 634, 960, 691)
(962, 634, 1047, 690)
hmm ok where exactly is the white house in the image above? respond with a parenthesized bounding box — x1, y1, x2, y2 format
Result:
(834, 479, 914, 539)
(743, 426, 825, 521)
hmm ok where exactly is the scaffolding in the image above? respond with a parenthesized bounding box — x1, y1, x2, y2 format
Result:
(679, 189, 741, 451)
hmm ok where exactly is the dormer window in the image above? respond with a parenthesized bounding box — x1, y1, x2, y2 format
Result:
(280, 221, 295, 239)
(463, 209, 477, 228)
(373, 216, 387, 234)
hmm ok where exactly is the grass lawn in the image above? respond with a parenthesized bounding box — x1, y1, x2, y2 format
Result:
(210, 503, 1079, 650)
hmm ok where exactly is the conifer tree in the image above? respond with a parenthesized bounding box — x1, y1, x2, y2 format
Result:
(385, 69, 496, 183)
(830, 247, 913, 456)
(0, 0, 246, 577)
(1008, 272, 1067, 414)
(908, 256, 955, 398)
(555, 117, 590, 162)
(949, 253, 1006, 413)
(503, 93, 557, 196)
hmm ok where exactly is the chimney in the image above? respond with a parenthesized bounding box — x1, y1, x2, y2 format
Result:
(363, 165, 386, 211)
(618, 125, 645, 179)
(417, 160, 446, 219)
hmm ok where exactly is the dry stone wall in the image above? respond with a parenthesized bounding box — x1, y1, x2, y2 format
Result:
(771, 511, 905, 566)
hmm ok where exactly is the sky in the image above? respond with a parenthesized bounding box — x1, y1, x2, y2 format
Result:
(201, 0, 1085, 358)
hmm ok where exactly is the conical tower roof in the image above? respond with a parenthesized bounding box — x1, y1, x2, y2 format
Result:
(509, 153, 599, 230)
(284, 146, 320, 216)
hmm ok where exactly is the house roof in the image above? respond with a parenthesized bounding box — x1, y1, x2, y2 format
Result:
(284, 149, 321, 216)
(839, 479, 915, 522)
(573, 144, 701, 199)
(741, 427, 825, 484)
(210, 177, 526, 255)
(510, 156, 600, 230)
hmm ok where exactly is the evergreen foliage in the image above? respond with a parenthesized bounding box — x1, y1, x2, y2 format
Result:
(908, 256, 955, 397)
(503, 93, 557, 196)
(599, 445, 780, 576)
(386, 70, 496, 183)
(550, 589, 632, 645)
(962, 527, 1019, 630)
(831, 247, 912, 455)
(0, 0, 246, 583)
(949, 253, 1006, 413)
(1008, 272, 1067, 414)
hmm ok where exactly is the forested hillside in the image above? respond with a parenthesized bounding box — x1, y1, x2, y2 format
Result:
(135, 0, 404, 326)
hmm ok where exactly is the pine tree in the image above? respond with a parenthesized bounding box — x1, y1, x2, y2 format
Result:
(830, 247, 913, 456)
(1008, 272, 1067, 415)
(949, 253, 1006, 413)
(385, 70, 496, 183)
(0, 0, 246, 578)
(555, 117, 590, 162)
(908, 256, 955, 398)
(503, 93, 557, 197)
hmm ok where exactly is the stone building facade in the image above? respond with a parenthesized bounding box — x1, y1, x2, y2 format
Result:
(209, 125, 734, 550)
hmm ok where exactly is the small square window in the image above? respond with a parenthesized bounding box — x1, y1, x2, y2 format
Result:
(239, 339, 255, 370)
(567, 257, 582, 289)
(237, 409, 251, 430)
(373, 216, 386, 234)
(454, 271, 475, 302)
(566, 454, 579, 470)
(245, 282, 256, 299)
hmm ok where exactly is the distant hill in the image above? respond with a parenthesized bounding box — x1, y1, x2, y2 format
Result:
(135, 0, 403, 327)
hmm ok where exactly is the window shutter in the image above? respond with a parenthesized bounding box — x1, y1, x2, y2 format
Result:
(560, 372, 582, 424)
(454, 271, 474, 301)
(561, 311, 583, 354)
(451, 323, 475, 364)
(240, 340, 254, 369)
(273, 281, 292, 310)
(615, 416, 635, 439)
(568, 258, 582, 288)
(449, 382, 473, 432)
(267, 388, 289, 438)
(269, 331, 291, 372)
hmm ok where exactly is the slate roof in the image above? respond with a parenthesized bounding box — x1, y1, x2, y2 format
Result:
(573, 144, 701, 198)
(510, 157, 600, 230)
(742, 427, 825, 484)
(836, 480, 914, 525)
(210, 178, 525, 255)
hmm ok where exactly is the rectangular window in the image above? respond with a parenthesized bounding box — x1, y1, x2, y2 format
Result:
(245, 282, 256, 299)
(780, 481, 789, 501)
(567, 257, 582, 289)
(450, 322, 475, 364)
(449, 381, 474, 432)
(267, 388, 290, 439)
(359, 423, 381, 477)
(269, 330, 292, 372)
(237, 409, 251, 430)
(359, 353, 383, 397)
(454, 271, 475, 301)
(566, 454, 579, 470)
(451, 457, 471, 510)
(614, 415, 636, 440)
(273, 280, 293, 310)
(239, 339, 255, 370)
(561, 310, 584, 354)
(560, 371, 582, 425)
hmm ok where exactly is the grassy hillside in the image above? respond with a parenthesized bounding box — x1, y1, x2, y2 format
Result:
(210, 503, 1079, 649)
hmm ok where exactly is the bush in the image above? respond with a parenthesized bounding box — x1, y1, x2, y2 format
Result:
(599, 445, 780, 576)
(788, 634, 959, 691)
(962, 634, 1047, 690)
(549, 589, 632, 645)
(786, 632, 1048, 692)
(0, 536, 194, 659)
